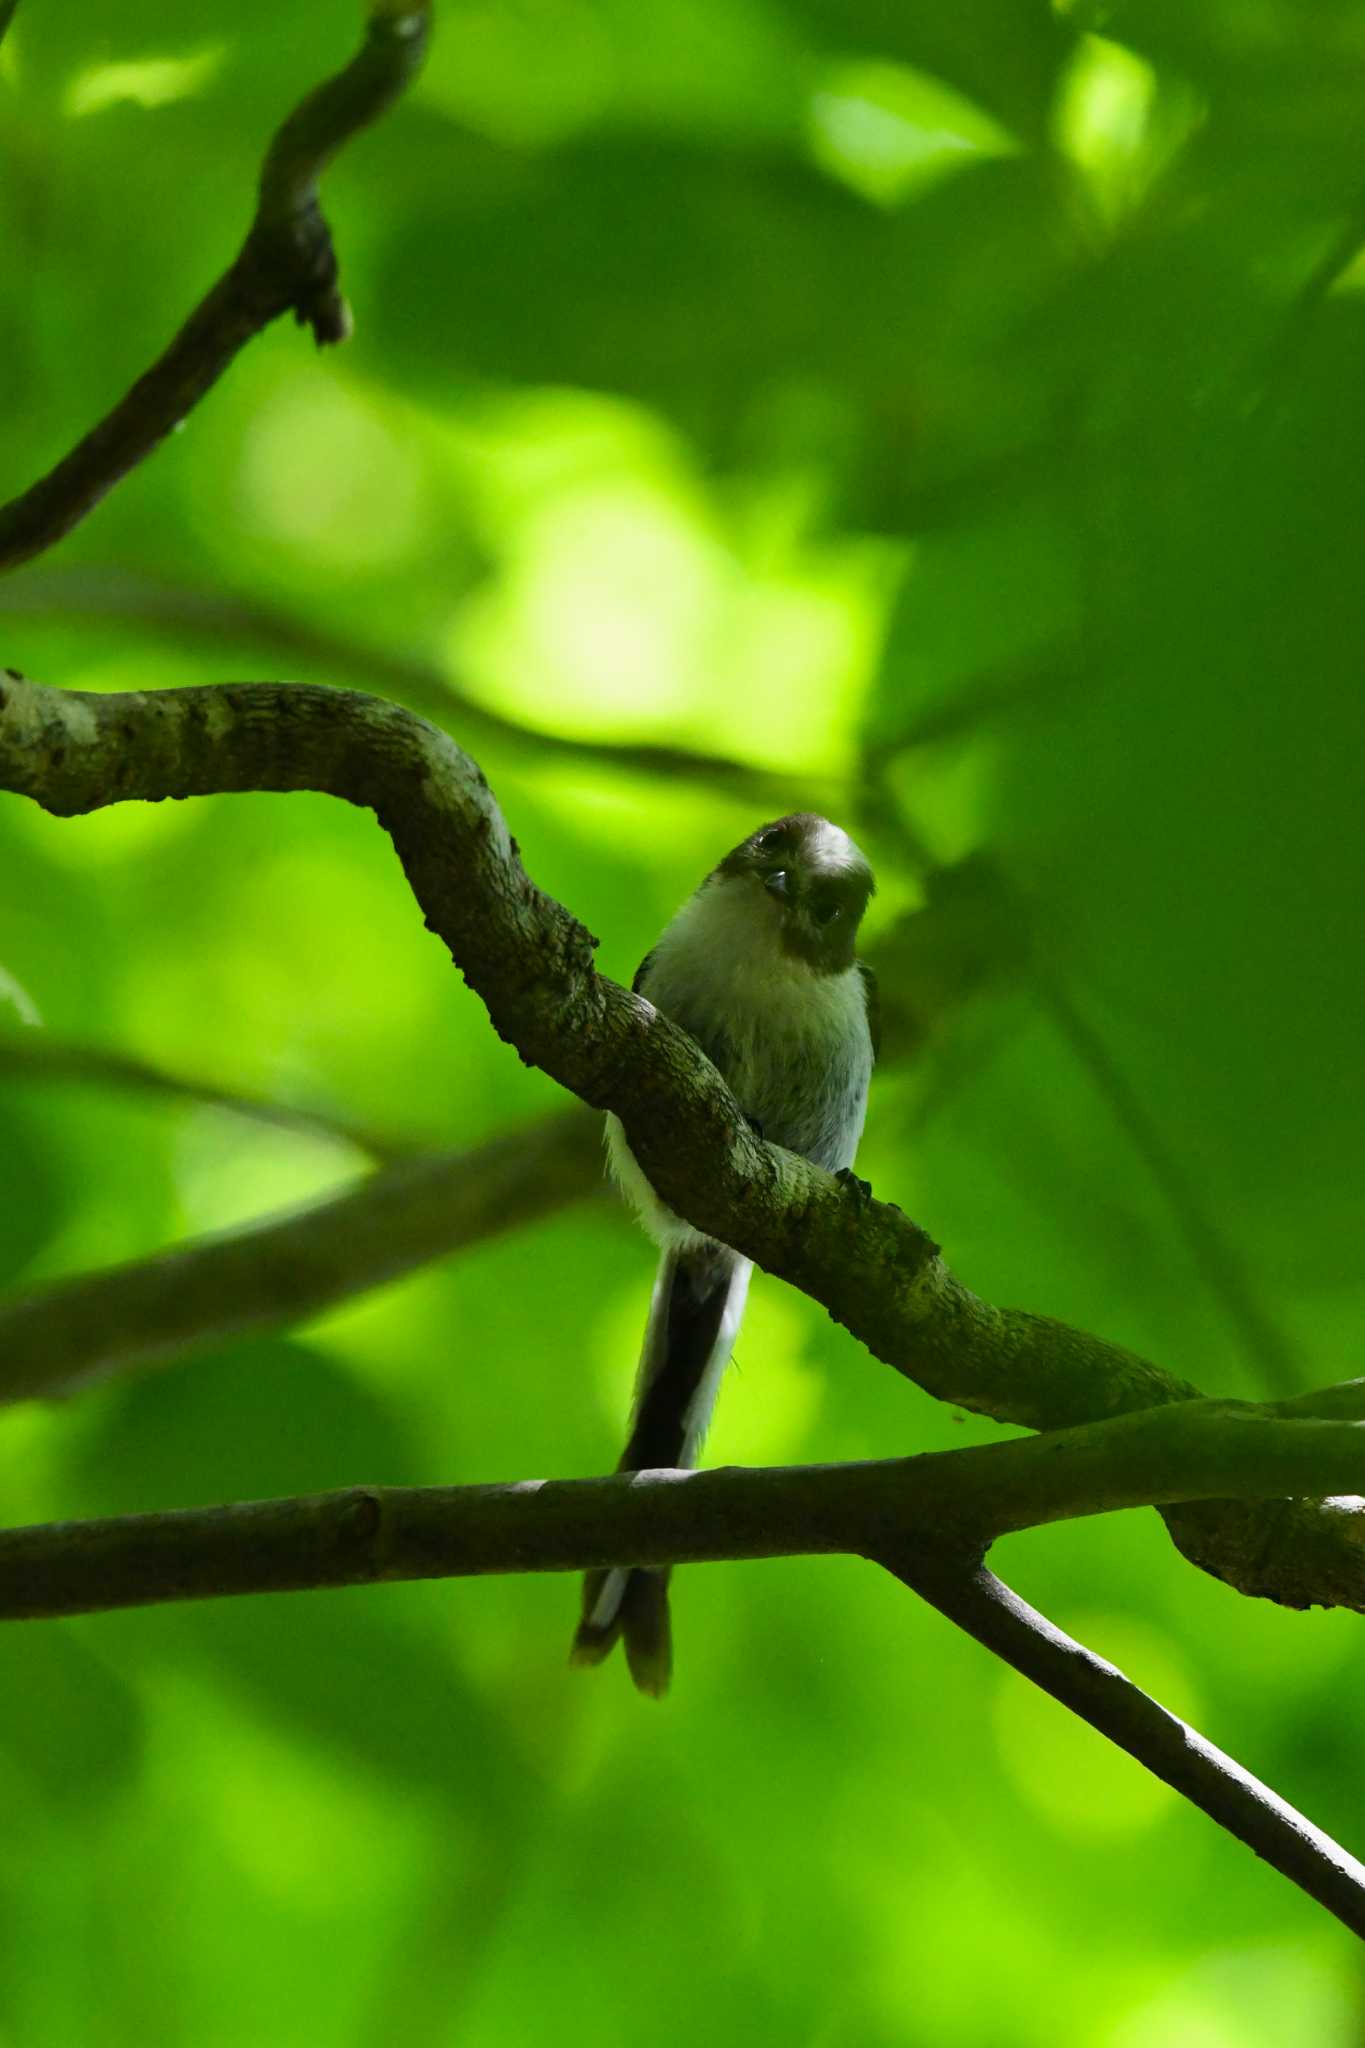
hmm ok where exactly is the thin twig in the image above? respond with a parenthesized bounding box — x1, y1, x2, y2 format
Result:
(1253, 188, 1365, 425)
(892, 645, 1089, 751)
(0, 4, 430, 573)
(0, 1028, 417, 1162)
(1039, 972, 1300, 1398)
(872, 542, 1298, 1396)
(875, 845, 1301, 1397)
(898, 1559, 1365, 1941)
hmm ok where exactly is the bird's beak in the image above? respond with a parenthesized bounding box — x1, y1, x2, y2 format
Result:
(763, 869, 790, 899)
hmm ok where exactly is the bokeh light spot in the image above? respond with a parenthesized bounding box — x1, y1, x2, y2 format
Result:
(994, 1613, 1203, 1838)
(809, 59, 1017, 207)
(237, 376, 428, 573)
(64, 48, 225, 119)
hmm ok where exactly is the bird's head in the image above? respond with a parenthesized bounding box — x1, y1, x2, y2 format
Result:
(714, 814, 874, 973)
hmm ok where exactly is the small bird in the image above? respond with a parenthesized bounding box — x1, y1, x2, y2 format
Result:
(571, 814, 877, 1694)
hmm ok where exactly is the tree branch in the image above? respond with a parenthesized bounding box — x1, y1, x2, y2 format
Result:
(895, 1558, 1365, 1941)
(4, 1386, 1365, 1620)
(0, 4, 430, 575)
(0, 1106, 599, 1401)
(7, 1393, 1365, 1925)
(0, 1026, 418, 1162)
(1, 669, 1362, 1615)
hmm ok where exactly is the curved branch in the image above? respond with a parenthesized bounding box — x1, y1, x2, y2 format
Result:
(0, 1107, 599, 1401)
(896, 1559, 1365, 1941)
(0, 5, 430, 574)
(0, 669, 1361, 1615)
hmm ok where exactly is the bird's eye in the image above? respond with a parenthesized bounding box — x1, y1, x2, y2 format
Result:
(812, 897, 842, 926)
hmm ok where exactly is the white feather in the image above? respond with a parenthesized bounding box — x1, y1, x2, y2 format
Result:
(588, 1568, 630, 1632)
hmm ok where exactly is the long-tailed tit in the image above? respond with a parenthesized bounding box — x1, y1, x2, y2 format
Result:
(572, 814, 877, 1694)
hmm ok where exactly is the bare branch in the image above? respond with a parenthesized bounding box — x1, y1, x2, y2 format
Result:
(897, 1559, 1365, 1941)
(0, 1027, 417, 1162)
(0, 1107, 600, 1401)
(2, 1389, 1364, 1618)
(0, 5, 430, 574)
(1, 669, 1361, 1614)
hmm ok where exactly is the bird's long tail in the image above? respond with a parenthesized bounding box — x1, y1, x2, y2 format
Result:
(571, 1244, 751, 1696)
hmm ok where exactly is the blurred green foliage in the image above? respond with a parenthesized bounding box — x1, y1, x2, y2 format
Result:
(3, 0, 1365, 2039)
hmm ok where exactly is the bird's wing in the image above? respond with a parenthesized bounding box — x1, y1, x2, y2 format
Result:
(633, 948, 733, 1078)
(858, 959, 881, 1063)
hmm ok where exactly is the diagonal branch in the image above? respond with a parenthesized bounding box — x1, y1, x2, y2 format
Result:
(1, 668, 1362, 1615)
(0, 1027, 419, 1162)
(895, 1557, 1365, 1941)
(0, 1107, 600, 1401)
(0, 4, 430, 575)
(873, 854, 1301, 1397)
(1037, 967, 1299, 1398)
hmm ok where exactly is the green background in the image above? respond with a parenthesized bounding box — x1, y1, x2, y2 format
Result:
(3, 0, 1365, 2039)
